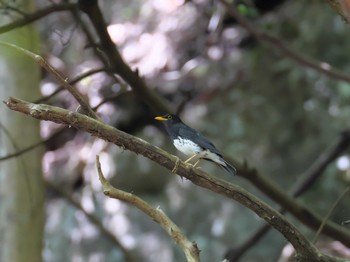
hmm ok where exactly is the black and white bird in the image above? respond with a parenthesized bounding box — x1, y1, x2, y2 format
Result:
(155, 114, 236, 175)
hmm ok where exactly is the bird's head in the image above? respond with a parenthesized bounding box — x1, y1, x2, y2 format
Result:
(154, 114, 180, 123)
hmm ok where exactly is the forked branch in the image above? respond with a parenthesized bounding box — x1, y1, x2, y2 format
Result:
(4, 97, 346, 262)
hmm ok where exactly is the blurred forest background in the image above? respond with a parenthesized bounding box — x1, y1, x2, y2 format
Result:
(1, 0, 350, 261)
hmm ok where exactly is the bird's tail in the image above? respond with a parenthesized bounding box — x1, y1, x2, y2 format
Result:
(221, 160, 237, 176)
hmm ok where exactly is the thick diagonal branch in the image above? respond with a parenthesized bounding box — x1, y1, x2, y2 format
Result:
(226, 131, 350, 261)
(4, 97, 347, 261)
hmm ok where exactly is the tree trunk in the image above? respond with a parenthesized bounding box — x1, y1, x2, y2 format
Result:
(0, 1, 44, 261)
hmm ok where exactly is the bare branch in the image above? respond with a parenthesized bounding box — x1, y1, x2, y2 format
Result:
(0, 65, 128, 162)
(35, 67, 108, 104)
(0, 41, 99, 120)
(313, 187, 350, 244)
(77, 0, 171, 115)
(226, 130, 350, 260)
(0, 3, 76, 34)
(70, 8, 126, 88)
(326, 0, 349, 22)
(46, 180, 136, 262)
(239, 163, 350, 248)
(4, 97, 344, 261)
(96, 156, 200, 262)
(219, 0, 350, 85)
(0, 139, 44, 161)
(291, 131, 350, 197)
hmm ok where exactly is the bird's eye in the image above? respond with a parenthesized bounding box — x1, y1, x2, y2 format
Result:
(168, 115, 172, 119)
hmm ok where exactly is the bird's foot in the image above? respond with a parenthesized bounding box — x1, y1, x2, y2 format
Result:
(192, 166, 201, 172)
(192, 159, 201, 168)
(184, 154, 197, 164)
(172, 158, 181, 173)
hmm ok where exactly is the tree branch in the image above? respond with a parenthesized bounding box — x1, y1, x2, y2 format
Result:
(46, 180, 136, 262)
(225, 130, 350, 261)
(326, 0, 350, 22)
(72, 2, 350, 247)
(239, 164, 350, 248)
(219, 0, 350, 85)
(4, 97, 346, 262)
(0, 41, 99, 120)
(313, 187, 350, 244)
(35, 67, 108, 104)
(77, 0, 171, 115)
(96, 155, 200, 262)
(0, 67, 125, 162)
(291, 130, 350, 197)
(0, 3, 76, 34)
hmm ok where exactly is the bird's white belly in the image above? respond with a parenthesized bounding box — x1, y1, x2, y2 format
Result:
(173, 137, 201, 156)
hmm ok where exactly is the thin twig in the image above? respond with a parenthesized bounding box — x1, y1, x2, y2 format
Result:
(0, 126, 66, 162)
(0, 121, 31, 202)
(0, 67, 110, 162)
(291, 131, 350, 197)
(77, 0, 171, 115)
(95, 155, 200, 262)
(35, 67, 108, 104)
(313, 187, 350, 244)
(70, 8, 125, 88)
(0, 139, 45, 161)
(0, 41, 99, 120)
(1, 3, 28, 16)
(0, 3, 76, 34)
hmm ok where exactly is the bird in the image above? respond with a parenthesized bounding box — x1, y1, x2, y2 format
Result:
(154, 114, 236, 175)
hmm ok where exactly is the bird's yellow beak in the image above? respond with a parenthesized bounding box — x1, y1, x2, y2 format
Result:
(154, 116, 168, 121)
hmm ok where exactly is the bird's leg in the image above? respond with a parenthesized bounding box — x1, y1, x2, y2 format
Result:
(192, 158, 202, 168)
(172, 157, 181, 173)
(184, 154, 197, 164)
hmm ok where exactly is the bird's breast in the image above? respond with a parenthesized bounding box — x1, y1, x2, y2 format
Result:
(173, 137, 202, 156)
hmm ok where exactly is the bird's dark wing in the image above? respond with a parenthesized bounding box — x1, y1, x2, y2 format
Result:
(178, 125, 222, 156)
(177, 123, 236, 176)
